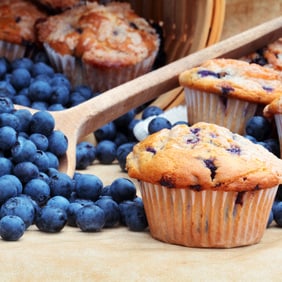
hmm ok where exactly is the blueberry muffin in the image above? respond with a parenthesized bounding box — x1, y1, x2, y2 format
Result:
(0, 0, 47, 61)
(263, 37, 282, 71)
(32, 0, 97, 13)
(179, 58, 282, 135)
(126, 122, 282, 248)
(36, 1, 160, 92)
(263, 95, 282, 158)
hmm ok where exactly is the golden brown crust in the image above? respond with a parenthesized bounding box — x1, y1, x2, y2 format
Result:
(263, 95, 282, 118)
(179, 58, 282, 104)
(0, 0, 47, 45)
(36, 2, 159, 67)
(126, 123, 282, 191)
(264, 37, 282, 71)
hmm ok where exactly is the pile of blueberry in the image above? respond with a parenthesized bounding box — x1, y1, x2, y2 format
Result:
(244, 115, 282, 228)
(0, 97, 147, 241)
(0, 53, 99, 111)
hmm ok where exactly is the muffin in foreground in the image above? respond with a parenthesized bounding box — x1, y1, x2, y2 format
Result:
(126, 123, 282, 248)
(179, 58, 282, 135)
(0, 0, 47, 61)
(36, 1, 160, 92)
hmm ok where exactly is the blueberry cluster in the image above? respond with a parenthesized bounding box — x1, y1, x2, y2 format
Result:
(0, 98, 147, 241)
(76, 108, 140, 171)
(0, 53, 98, 111)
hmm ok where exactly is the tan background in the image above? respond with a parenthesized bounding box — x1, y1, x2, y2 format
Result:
(221, 0, 282, 39)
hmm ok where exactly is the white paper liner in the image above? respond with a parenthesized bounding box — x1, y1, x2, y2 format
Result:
(139, 182, 278, 248)
(0, 41, 26, 62)
(44, 43, 158, 92)
(274, 114, 282, 158)
(184, 88, 258, 135)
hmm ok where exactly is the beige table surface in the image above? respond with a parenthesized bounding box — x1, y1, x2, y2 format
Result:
(1, 163, 282, 282)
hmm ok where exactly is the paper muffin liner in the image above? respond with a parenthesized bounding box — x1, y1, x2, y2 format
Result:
(184, 88, 258, 135)
(0, 40, 27, 62)
(44, 43, 158, 93)
(139, 181, 277, 248)
(273, 113, 282, 158)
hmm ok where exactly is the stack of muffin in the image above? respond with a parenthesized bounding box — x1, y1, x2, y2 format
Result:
(0, 0, 160, 92)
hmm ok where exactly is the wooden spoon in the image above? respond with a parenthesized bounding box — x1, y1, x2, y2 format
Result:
(15, 16, 282, 177)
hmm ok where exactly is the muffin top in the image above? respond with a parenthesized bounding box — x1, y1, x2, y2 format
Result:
(264, 37, 282, 71)
(36, 2, 159, 67)
(0, 0, 47, 45)
(263, 95, 282, 118)
(33, 0, 97, 12)
(126, 123, 282, 191)
(179, 58, 282, 104)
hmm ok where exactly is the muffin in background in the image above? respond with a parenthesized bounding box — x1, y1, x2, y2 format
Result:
(126, 123, 282, 248)
(179, 58, 282, 135)
(0, 0, 47, 61)
(263, 95, 282, 158)
(32, 0, 97, 13)
(36, 1, 160, 92)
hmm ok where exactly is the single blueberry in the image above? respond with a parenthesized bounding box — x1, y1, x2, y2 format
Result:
(141, 106, 163, 119)
(46, 195, 70, 212)
(95, 197, 120, 228)
(74, 174, 103, 201)
(35, 206, 67, 233)
(109, 178, 136, 203)
(1, 174, 23, 194)
(94, 122, 117, 142)
(28, 80, 52, 102)
(50, 86, 70, 106)
(245, 116, 272, 141)
(0, 126, 17, 151)
(0, 196, 35, 229)
(45, 152, 59, 169)
(69, 91, 87, 106)
(47, 130, 68, 157)
(0, 158, 13, 176)
(31, 62, 54, 77)
(11, 137, 37, 163)
(10, 68, 31, 90)
(0, 175, 18, 205)
(0, 113, 20, 131)
(48, 104, 65, 111)
(273, 201, 282, 227)
(29, 110, 55, 136)
(0, 97, 14, 114)
(119, 200, 148, 231)
(96, 140, 117, 164)
(116, 142, 136, 172)
(0, 81, 16, 98)
(31, 150, 50, 172)
(50, 73, 71, 91)
(0, 215, 25, 241)
(12, 95, 31, 107)
(13, 109, 32, 132)
(11, 57, 33, 71)
(114, 109, 136, 130)
(66, 202, 84, 227)
(24, 178, 51, 206)
(148, 117, 172, 134)
(75, 204, 105, 232)
(72, 85, 93, 100)
(13, 161, 39, 184)
(29, 133, 49, 151)
(75, 141, 96, 170)
(114, 132, 129, 147)
(0, 57, 8, 78)
(49, 171, 74, 198)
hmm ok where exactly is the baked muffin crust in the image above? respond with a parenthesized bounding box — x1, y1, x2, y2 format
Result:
(36, 2, 159, 67)
(126, 123, 282, 191)
(0, 0, 46, 45)
(179, 58, 282, 104)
